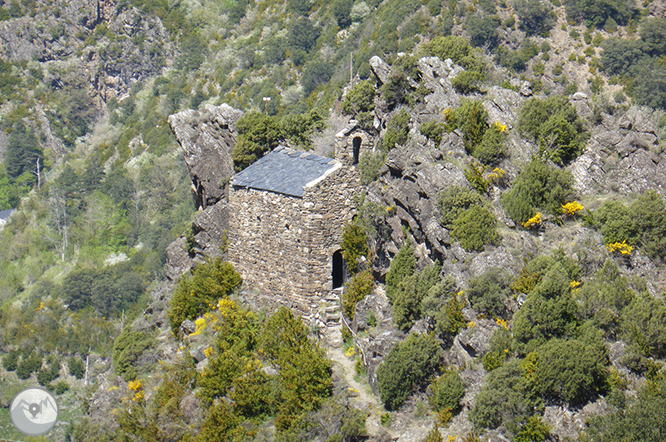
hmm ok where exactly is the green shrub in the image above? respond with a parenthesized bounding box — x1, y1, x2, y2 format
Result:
(342, 271, 374, 319)
(379, 109, 410, 151)
(385, 243, 416, 303)
(515, 416, 550, 442)
(529, 336, 609, 406)
(420, 35, 486, 74)
(391, 262, 441, 330)
(451, 70, 484, 94)
(515, 0, 554, 36)
(167, 258, 242, 335)
(68, 356, 86, 379)
(358, 150, 387, 185)
(113, 328, 155, 381)
(341, 80, 376, 117)
(512, 264, 579, 353)
(232, 112, 282, 171)
(2, 349, 19, 371)
(451, 205, 501, 252)
(466, 267, 512, 317)
(593, 200, 638, 246)
(621, 294, 666, 359)
(437, 185, 483, 229)
(474, 124, 508, 165)
(419, 120, 446, 145)
(576, 259, 634, 334)
(631, 189, 666, 262)
(377, 333, 442, 410)
(581, 376, 666, 442)
(421, 278, 467, 341)
(16, 353, 42, 380)
(563, 0, 635, 27)
(446, 99, 488, 154)
(341, 223, 370, 274)
(518, 95, 588, 164)
(502, 159, 573, 224)
(429, 370, 465, 413)
(640, 17, 666, 56)
(466, 14, 502, 49)
(469, 359, 541, 434)
(53, 381, 70, 395)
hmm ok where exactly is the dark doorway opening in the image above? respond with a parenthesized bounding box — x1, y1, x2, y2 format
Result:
(332, 250, 344, 289)
(352, 137, 362, 164)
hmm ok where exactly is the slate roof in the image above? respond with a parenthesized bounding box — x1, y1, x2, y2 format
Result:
(231, 146, 340, 197)
(0, 209, 15, 221)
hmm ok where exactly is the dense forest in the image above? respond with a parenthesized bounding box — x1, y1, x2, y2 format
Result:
(1, 0, 666, 439)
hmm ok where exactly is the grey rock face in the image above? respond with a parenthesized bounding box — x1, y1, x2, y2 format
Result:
(0, 0, 174, 101)
(369, 55, 392, 84)
(168, 104, 243, 209)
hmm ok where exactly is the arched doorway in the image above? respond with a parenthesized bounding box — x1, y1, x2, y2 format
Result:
(352, 136, 362, 165)
(332, 250, 344, 289)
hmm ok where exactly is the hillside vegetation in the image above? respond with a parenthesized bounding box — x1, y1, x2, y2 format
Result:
(1, 0, 666, 439)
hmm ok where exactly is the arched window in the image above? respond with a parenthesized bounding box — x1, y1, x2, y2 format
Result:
(352, 136, 362, 165)
(332, 250, 344, 289)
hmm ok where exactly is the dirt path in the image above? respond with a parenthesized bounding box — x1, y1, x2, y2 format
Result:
(325, 328, 384, 438)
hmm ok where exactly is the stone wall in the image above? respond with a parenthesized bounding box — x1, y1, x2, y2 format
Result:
(335, 126, 375, 166)
(227, 165, 360, 316)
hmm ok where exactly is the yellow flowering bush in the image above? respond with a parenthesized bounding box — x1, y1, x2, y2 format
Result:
(607, 240, 633, 255)
(561, 201, 585, 216)
(522, 212, 542, 229)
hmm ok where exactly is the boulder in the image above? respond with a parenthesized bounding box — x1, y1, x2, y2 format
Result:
(165, 237, 195, 281)
(369, 55, 392, 84)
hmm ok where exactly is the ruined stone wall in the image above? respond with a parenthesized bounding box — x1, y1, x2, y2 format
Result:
(335, 128, 375, 166)
(227, 166, 360, 316)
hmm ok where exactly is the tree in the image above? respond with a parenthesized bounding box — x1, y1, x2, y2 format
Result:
(469, 359, 541, 434)
(341, 222, 369, 274)
(301, 60, 334, 96)
(514, 0, 554, 36)
(518, 96, 588, 164)
(593, 200, 638, 246)
(419, 120, 445, 145)
(563, 0, 635, 27)
(342, 271, 374, 319)
(631, 189, 666, 261)
(502, 159, 573, 224)
(5, 121, 41, 181)
(260, 307, 332, 427)
(639, 17, 666, 56)
(232, 112, 282, 171)
(529, 335, 608, 406)
(385, 242, 416, 303)
(288, 18, 320, 53)
(377, 333, 442, 410)
(380, 109, 410, 150)
(600, 38, 648, 76)
(113, 327, 155, 381)
(512, 264, 579, 353)
(466, 14, 501, 49)
(621, 294, 666, 359)
(446, 99, 488, 154)
(437, 185, 483, 228)
(332, 0, 352, 28)
(429, 370, 465, 413)
(167, 258, 242, 334)
(391, 262, 441, 330)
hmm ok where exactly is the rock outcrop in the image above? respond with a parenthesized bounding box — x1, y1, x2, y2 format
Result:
(168, 103, 243, 210)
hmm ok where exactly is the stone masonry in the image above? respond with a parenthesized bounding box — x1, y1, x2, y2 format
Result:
(227, 148, 360, 316)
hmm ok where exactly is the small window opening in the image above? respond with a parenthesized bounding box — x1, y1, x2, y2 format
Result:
(332, 250, 344, 289)
(352, 136, 362, 165)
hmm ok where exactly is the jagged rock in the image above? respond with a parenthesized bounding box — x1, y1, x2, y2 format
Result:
(634, 111, 659, 139)
(168, 103, 243, 209)
(618, 114, 633, 131)
(369, 55, 392, 84)
(483, 87, 524, 128)
(164, 237, 195, 281)
(568, 141, 607, 195)
(450, 336, 474, 368)
(610, 149, 666, 195)
(468, 247, 517, 279)
(543, 400, 611, 441)
(356, 329, 405, 394)
(352, 287, 394, 332)
(411, 163, 469, 201)
(191, 202, 230, 258)
(571, 92, 593, 119)
(180, 320, 196, 335)
(519, 81, 532, 97)
(457, 320, 499, 358)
